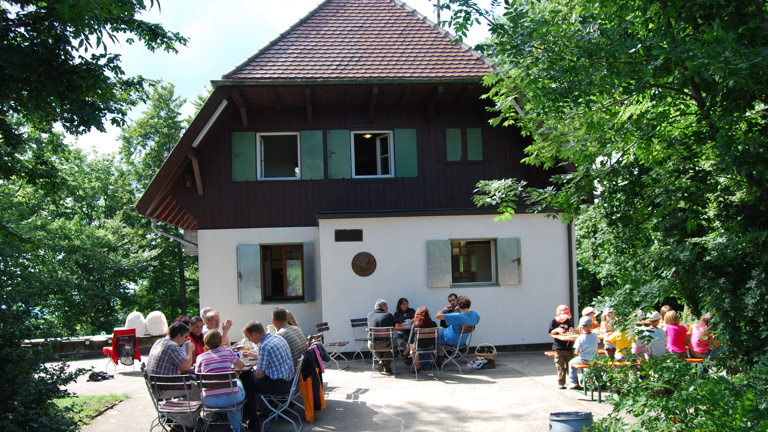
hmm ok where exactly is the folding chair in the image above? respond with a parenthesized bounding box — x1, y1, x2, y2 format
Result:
(412, 327, 439, 379)
(368, 327, 396, 377)
(196, 371, 246, 432)
(315, 322, 348, 369)
(103, 328, 141, 373)
(350, 318, 369, 364)
(440, 324, 476, 374)
(142, 363, 202, 432)
(260, 355, 305, 432)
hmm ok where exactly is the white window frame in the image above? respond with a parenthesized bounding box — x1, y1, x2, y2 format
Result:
(450, 239, 497, 286)
(350, 130, 394, 178)
(257, 132, 301, 181)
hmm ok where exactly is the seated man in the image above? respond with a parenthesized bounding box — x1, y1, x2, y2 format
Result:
(367, 299, 395, 374)
(435, 295, 480, 347)
(146, 322, 200, 427)
(272, 307, 307, 362)
(240, 321, 294, 423)
(204, 309, 232, 346)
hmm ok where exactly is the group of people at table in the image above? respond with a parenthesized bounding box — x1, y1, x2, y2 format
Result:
(549, 304, 719, 390)
(145, 306, 308, 432)
(366, 294, 481, 374)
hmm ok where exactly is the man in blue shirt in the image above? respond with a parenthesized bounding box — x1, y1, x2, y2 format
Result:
(435, 295, 480, 347)
(240, 321, 294, 423)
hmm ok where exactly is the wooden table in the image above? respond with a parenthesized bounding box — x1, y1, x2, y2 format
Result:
(552, 332, 606, 342)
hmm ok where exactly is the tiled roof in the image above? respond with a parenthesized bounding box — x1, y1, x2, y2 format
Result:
(222, 0, 494, 83)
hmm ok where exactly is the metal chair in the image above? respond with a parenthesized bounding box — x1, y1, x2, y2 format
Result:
(368, 327, 396, 377)
(412, 327, 440, 379)
(142, 363, 202, 432)
(103, 328, 141, 373)
(350, 318, 369, 363)
(439, 324, 476, 374)
(260, 355, 305, 432)
(315, 322, 348, 369)
(196, 371, 246, 432)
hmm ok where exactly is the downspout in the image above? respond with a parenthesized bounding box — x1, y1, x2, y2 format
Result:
(151, 218, 198, 249)
(567, 222, 575, 315)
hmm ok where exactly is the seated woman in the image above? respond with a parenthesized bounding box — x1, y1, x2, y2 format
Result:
(195, 330, 246, 432)
(689, 312, 719, 358)
(406, 306, 437, 371)
(393, 298, 416, 357)
(188, 316, 206, 360)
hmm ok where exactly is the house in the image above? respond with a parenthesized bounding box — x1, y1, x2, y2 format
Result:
(136, 0, 578, 350)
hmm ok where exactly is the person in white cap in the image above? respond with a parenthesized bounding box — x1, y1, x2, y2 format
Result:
(631, 311, 667, 359)
(582, 306, 601, 330)
(567, 316, 599, 390)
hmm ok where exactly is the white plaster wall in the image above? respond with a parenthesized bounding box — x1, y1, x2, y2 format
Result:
(318, 214, 574, 349)
(197, 227, 322, 339)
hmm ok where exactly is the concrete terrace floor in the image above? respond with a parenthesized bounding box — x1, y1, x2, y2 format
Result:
(62, 351, 615, 431)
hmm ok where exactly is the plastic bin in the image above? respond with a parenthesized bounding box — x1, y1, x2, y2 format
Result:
(549, 411, 593, 431)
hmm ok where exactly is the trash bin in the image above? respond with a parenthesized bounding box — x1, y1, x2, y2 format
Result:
(549, 411, 593, 431)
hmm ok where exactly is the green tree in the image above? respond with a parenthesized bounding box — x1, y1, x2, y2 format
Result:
(442, 0, 768, 362)
(439, 0, 768, 428)
(119, 82, 199, 319)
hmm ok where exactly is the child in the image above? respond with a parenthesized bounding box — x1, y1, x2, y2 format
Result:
(689, 312, 719, 358)
(664, 310, 688, 358)
(548, 305, 574, 389)
(632, 311, 667, 359)
(582, 306, 601, 330)
(567, 316, 599, 390)
(601, 308, 616, 359)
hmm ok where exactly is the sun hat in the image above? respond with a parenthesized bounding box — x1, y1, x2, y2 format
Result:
(582, 306, 599, 316)
(647, 311, 662, 321)
(556, 305, 572, 319)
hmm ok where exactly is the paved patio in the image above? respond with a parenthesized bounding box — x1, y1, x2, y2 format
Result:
(62, 351, 615, 431)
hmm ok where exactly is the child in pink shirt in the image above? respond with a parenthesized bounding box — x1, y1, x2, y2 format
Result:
(663, 310, 688, 358)
(690, 312, 718, 358)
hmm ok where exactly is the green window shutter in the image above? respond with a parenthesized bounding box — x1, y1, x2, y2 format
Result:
(394, 128, 418, 178)
(497, 237, 522, 285)
(427, 240, 451, 288)
(300, 130, 324, 180)
(232, 132, 256, 181)
(327, 130, 351, 179)
(446, 128, 462, 162)
(303, 242, 316, 302)
(467, 128, 483, 161)
(237, 244, 262, 304)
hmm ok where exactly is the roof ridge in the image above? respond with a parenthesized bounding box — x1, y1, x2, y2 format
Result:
(222, 0, 495, 82)
(392, 0, 494, 69)
(221, 0, 331, 80)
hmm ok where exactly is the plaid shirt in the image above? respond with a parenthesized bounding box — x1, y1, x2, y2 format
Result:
(147, 337, 186, 376)
(257, 333, 293, 381)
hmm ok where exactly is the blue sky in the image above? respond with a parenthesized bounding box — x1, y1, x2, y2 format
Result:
(72, 0, 492, 154)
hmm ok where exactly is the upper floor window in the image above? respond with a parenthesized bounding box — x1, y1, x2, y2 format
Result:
(351, 131, 393, 178)
(259, 133, 300, 180)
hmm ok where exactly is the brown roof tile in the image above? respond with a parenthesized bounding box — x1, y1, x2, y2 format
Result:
(221, 0, 493, 83)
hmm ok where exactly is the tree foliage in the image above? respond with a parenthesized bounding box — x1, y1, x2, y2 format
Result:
(441, 0, 768, 362)
(439, 0, 768, 427)
(0, 0, 187, 187)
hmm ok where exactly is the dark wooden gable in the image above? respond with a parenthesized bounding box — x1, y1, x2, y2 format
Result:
(135, 0, 553, 230)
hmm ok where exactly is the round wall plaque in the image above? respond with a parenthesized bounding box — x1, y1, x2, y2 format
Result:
(352, 252, 377, 277)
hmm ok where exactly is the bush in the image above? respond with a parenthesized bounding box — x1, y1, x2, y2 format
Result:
(589, 355, 768, 431)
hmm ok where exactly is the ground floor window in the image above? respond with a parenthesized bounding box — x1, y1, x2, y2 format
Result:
(262, 244, 304, 300)
(451, 240, 496, 284)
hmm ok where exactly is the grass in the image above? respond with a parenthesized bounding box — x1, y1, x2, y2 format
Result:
(55, 394, 130, 428)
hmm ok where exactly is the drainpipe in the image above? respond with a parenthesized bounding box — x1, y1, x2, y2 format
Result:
(150, 218, 198, 249)
(567, 222, 576, 315)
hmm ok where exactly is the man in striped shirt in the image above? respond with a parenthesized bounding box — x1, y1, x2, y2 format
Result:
(272, 307, 307, 362)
